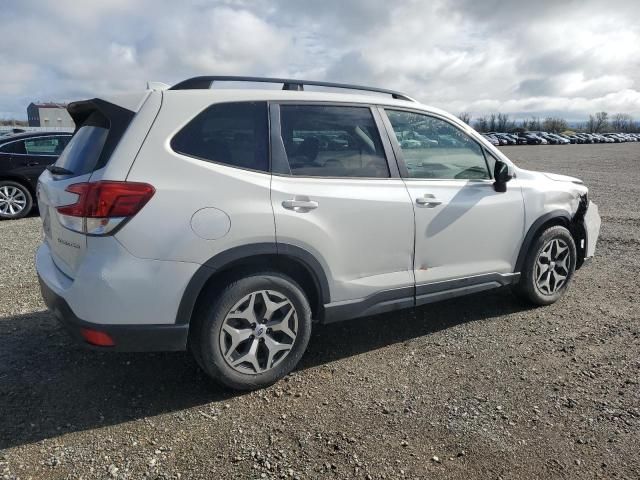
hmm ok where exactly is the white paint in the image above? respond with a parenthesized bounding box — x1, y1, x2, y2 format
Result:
(190, 207, 231, 240)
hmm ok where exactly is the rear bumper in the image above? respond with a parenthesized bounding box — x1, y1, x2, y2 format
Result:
(38, 275, 189, 352)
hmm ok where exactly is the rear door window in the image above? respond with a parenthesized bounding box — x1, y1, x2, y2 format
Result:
(279, 105, 389, 178)
(24, 136, 69, 156)
(171, 102, 269, 172)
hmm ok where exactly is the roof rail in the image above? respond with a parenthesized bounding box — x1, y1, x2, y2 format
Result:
(169, 76, 416, 102)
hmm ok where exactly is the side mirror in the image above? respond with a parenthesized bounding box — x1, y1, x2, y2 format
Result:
(494, 160, 514, 192)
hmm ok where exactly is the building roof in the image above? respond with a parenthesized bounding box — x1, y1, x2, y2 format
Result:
(29, 102, 68, 109)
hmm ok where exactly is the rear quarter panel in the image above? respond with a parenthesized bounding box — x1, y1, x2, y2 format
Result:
(115, 92, 275, 264)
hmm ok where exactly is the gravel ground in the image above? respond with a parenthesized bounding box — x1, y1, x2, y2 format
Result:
(1, 144, 639, 479)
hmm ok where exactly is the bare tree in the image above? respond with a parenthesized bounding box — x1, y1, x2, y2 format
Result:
(473, 116, 489, 132)
(496, 113, 515, 132)
(486, 113, 497, 132)
(542, 117, 568, 133)
(469, 110, 636, 134)
(0, 119, 28, 126)
(586, 112, 608, 133)
(525, 117, 542, 131)
(458, 112, 472, 125)
(610, 113, 634, 132)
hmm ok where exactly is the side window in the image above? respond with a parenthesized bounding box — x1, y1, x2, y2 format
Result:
(279, 105, 389, 178)
(171, 102, 269, 172)
(385, 110, 490, 180)
(24, 136, 63, 155)
(0, 140, 26, 154)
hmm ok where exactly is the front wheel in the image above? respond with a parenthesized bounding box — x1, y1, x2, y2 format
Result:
(514, 225, 577, 306)
(190, 272, 312, 390)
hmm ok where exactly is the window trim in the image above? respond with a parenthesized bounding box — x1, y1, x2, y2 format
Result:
(169, 100, 272, 175)
(270, 101, 399, 180)
(0, 134, 72, 157)
(379, 106, 493, 182)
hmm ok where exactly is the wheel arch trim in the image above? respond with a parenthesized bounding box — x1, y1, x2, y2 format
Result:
(0, 176, 36, 195)
(175, 243, 331, 325)
(514, 209, 572, 273)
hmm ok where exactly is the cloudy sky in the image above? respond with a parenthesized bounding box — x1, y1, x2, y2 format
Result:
(2, 0, 640, 120)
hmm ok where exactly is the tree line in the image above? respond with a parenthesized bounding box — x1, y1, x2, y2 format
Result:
(0, 119, 28, 126)
(458, 112, 640, 134)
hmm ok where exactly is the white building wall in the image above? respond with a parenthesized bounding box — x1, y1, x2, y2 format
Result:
(37, 107, 75, 128)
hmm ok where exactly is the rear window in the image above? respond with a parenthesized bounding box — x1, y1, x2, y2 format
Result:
(171, 102, 269, 172)
(56, 100, 134, 177)
(55, 112, 109, 176)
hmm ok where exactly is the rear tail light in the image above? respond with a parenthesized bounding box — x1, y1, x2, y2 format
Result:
(56, 181, 155, 235)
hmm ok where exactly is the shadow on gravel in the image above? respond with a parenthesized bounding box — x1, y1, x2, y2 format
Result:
(0, 288, 528, 450)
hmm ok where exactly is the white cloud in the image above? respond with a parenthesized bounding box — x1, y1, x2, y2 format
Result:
(1, 0, 639, 120)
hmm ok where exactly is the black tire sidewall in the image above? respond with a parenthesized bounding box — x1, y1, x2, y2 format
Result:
(520, 225, 577, 305)
(0, 181, 33, 219)
(196, 273, 312, 390)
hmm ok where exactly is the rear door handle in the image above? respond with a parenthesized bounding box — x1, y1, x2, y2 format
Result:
(27, 161, 41, 166)
(282, 198, 319, 211)
(415, 194, 442, 208)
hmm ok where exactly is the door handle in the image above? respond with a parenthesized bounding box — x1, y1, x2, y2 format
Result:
(415, 194, 442, 208)
(282, 198, 319, 211)
(27, 161, 41, 166)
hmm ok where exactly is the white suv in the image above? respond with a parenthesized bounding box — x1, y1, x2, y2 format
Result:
(36, 76, 601, 390)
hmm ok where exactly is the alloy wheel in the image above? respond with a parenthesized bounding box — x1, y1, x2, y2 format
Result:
(0, 185, 27, 216)
(535, 238, 571, 295)
(219, 290, 298, 374)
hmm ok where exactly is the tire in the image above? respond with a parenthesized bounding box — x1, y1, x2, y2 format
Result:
(190, 272, 312, 390)
(0, 180, 33, 220)
(514, 225, 577, 306)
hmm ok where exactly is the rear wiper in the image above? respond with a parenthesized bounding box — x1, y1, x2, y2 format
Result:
(46, 165, 74, 175)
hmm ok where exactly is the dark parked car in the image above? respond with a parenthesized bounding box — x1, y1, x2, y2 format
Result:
(518, 132, 543, 145)
(0, 128, 26, 138)
(576, 133, 593, 144)
(493, 133, 516, 145)
(0, 131, 72, 219)
(512, 134, 528, 145)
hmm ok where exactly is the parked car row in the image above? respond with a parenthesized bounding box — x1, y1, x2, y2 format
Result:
(0, 130, 72, 219)
(482, 131, 640, 146)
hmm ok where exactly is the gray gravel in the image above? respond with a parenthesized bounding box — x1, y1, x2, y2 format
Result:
(1, 144, 639, 479)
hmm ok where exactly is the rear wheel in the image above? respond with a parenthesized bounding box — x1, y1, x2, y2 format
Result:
(190, 272, 312, 390)
(0, 181, 33, 220)
(514, 225, 577, 305)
